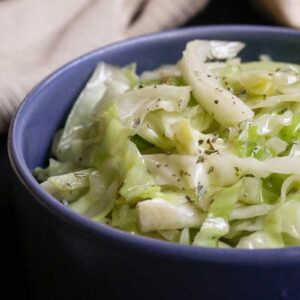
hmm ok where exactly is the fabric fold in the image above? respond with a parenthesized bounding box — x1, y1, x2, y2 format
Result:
(0, 0, 297, 133)
(0, 0, 208, 134)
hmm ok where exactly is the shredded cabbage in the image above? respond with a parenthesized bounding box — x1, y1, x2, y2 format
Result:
(34, 40, 300, 249)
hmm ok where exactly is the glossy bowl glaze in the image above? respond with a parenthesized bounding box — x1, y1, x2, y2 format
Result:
(8, 26, 300, 300)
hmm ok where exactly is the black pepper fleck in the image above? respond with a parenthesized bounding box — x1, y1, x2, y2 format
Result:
(197, 156, 205, 163)
(205, 149, 218, 155)
(207, 166, 214, 174)
(197, 183, 203, 194)
(133, 118, 141, 128)
(186, 195, 192, 202)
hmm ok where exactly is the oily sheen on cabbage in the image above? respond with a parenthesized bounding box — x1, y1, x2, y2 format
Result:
(35, 40, 300, 249)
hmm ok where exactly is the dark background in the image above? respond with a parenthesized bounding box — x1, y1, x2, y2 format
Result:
(0, 0, 279, 298)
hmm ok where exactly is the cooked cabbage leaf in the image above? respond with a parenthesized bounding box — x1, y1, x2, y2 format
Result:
(34, 40, 300, 249)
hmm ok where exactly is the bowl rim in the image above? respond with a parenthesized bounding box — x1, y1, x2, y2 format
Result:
(8, 25, 300, 265)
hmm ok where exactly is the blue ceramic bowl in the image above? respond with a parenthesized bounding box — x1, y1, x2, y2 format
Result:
(8, 26, 300, 300)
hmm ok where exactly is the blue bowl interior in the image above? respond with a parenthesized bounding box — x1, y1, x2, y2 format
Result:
(9, 26, 300, 263)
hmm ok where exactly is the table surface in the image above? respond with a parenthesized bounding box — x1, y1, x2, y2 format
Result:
(0, 0, 277, 298)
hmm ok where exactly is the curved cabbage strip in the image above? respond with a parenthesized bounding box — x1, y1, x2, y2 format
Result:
(207, 151, 300, 185)
(116, 85, 191, 129)
(241, 61, 300, 72)
(225, 217, 265, 240)
(110, 204, 137, 232)
(185, 105, 213, 132)
(180, 40, 253, 127)
(241, 71, 277, 96)
(137, 107, 211, 154)
(86, 178, 119, 220)
(40, 169, 91, 202)
(230, 204, 274, 220)
(265, 137, 287, 155)
(137, 110, 199, 153)
(143, 154, 209, 192)
(265, 198, 300, 246)
(214, 61, 300, 97)
(274, 67, 300, 94)
(193, 181, 241, 247)
(237, 231, 283, 249)
(231, 156, 300, 177)
(249, 94, 300, 109)
(95, 112, 160, 202)
(55, 63, 130, 161)
(119, 141, 160, 202)
(280, 175, 300, 203)
(279, 113, 300, 143)
(137, 198, 204, 232)
(34, 159, 75, 182)
(253, 110, 293, 136)
(239, 177, 262, 204)
(141, 65, 181, 82)
(289, 141, 300, 157)
(158, 230, 180, 243)
(69, 170, 115, 215)
(179, 228, 190, 245)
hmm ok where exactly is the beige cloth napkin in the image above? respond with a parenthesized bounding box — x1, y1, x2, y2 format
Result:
(0, 0, 208, 133)
(258, 0, 300, 28)
(0, 0, 298, 134)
